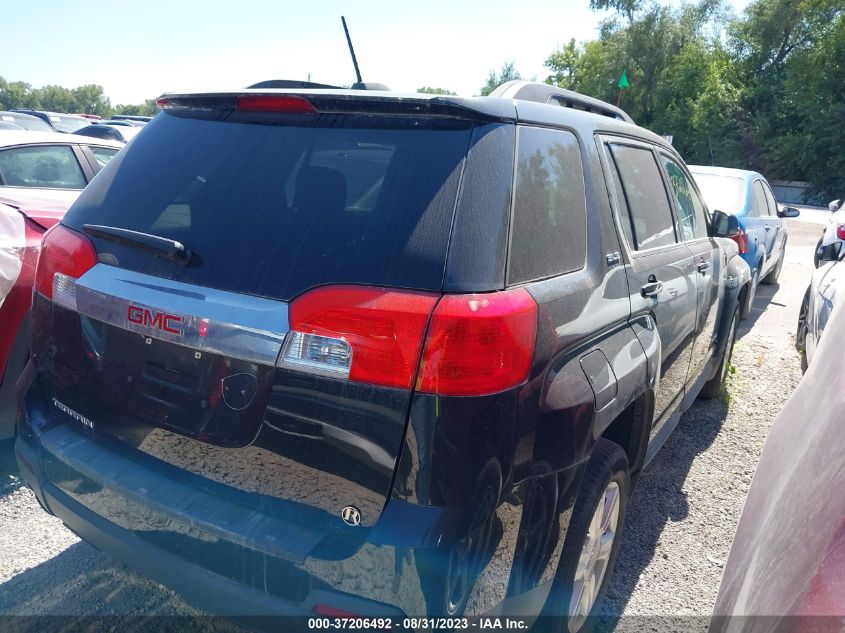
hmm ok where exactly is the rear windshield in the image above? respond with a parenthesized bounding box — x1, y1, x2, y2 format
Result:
(691, 172, 746, 215)
(64, 111, 472, 301)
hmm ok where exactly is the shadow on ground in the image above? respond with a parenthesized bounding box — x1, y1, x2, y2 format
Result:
(599, 395, 730, 623)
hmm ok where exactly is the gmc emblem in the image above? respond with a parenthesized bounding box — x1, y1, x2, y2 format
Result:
(127, 305, 183, 335)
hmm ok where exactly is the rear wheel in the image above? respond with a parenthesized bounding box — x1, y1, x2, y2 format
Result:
(541, 439, 629, 633)
(701, 308, 738, 399)
(796, 286, 811, 373)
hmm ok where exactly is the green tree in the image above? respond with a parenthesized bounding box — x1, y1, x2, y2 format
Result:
(113, 99, 159, 117)
(544, 39, 583, 89)
(71, 84, 111, 116)
(0, 78, 36, 110)
(31, 85, 76, 113)
(479, 61, 522, 96)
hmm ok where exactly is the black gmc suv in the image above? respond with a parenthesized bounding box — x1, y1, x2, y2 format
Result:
(16, 81, 748, 630)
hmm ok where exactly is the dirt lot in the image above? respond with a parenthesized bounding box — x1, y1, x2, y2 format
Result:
(0, 218, 824, 627)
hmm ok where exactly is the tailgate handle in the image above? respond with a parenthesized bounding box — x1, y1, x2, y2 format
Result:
(697, 261, 710, 273)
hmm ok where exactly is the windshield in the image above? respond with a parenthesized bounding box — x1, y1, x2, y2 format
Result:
(49, 115, 91, 133)
(0, 113, 52, 133)
(690, 172, 746, 215)
(63, 110, 473, 301)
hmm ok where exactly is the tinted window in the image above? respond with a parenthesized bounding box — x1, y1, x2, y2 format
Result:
(64, 112, 471, 301)
(661, 155, 708, 240)
(508, 127, 587, 283)
(751, 181, 768, 218)
(608, 144, 676, 250)
(0, 145, 86, 189)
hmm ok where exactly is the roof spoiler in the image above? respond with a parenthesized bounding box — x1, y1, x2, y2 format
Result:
(489, 81, 634, 124)
(247, 79, 392, 91)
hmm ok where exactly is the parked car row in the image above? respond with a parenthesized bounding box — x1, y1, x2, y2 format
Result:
(0, 109, 151, 144)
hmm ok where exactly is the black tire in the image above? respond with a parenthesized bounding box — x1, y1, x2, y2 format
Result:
(701, 308, 739, 399)
(762, 243, 785, 285)
(796, 286, 810, 373)
(540, 440, 629, 633)
(739, 269, 757, 320)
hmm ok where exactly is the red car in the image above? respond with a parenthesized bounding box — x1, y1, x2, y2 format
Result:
(0, 132, 122, 439)
(0, 194, 69, 438)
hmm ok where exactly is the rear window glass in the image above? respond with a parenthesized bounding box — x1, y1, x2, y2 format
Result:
(508, 126, 587, 283)
(64, 111, 472, 301)
(691, 172, 746, 215)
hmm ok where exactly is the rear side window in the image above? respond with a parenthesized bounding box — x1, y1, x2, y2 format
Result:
(64, 112, 472, 301)
(660, 155, 709, 240)
(508, 126, 587, 283)
(762, 182, 779, 217)
(89, 146, 118, 168)
(608, 144, 676, 251)
(751, 181, 769, 217)
(0, 145, 86, 189)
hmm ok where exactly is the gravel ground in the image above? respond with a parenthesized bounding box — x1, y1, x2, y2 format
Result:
(0, 219, 823, 628)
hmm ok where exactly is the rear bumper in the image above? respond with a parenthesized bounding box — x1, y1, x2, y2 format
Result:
(15, 418, 416, 622)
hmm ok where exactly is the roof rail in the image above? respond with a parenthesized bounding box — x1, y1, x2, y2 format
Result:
(489, 81, 634, 124)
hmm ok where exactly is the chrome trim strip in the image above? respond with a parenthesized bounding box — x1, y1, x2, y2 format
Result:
(74, 264, 288, 366)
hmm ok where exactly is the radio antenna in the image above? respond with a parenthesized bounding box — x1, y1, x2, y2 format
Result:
(341, 16, 364, 85)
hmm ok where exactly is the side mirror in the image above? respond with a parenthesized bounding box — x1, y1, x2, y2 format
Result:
(778, 206, 800, 218)
(711, 210, 740, 238)
(817, 242, 842, 263)
(829, 199, 841, 212)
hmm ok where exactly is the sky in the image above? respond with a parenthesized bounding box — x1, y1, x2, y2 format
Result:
(5, 0, 753, 105)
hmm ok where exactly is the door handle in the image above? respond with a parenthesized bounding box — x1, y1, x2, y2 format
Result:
(697, 261, 710, 273)
(641, 276, 663, 297)
(765, 226, 772, 231)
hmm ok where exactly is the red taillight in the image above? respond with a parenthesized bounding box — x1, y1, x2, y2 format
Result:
(34, 224, 98, 304)
(731, 228, 748, 254)
(417, 288, 537, 396)
(281, 285, 539, 395)
(312, 605, 361, 618)
(836, 225, 845, 241)
(236, 95, 316, 113)
(281, 286, 438, 389)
